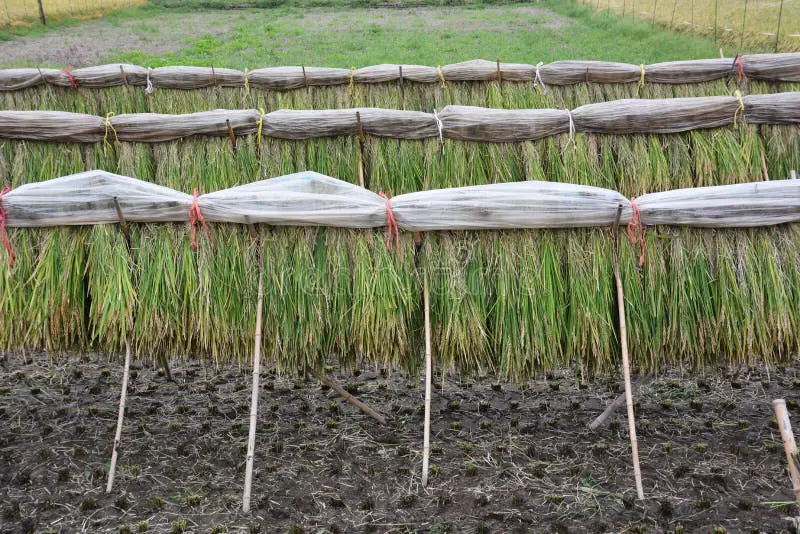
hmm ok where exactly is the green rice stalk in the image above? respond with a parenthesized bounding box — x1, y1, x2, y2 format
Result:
(87, 224, 136, 353)
(667, 229, 716, 369)
(25, 227, 88, 351)
(566, 228, 616, 378)
(424, 232, 489, 375)
(351, 232, 419, 370)
(490, 230, 566, 378)
(262, 227, 325, 372)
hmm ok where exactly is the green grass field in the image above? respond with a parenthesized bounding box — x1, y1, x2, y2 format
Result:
(0, 1, 747, 69)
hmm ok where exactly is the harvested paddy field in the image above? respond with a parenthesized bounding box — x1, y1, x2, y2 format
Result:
(1, 351, 798, 532)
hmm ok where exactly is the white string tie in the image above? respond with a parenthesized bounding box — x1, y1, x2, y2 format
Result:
(145, 67, 154, 95)
(433, 108, 444, 148)
(534, 61, 547, 94)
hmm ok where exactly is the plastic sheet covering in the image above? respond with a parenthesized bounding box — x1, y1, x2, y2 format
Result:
(199, 172, 386, 227)
(4, 170, 800, 231)
(635, 179, 800, 227)
(1, 53, 799, 91)
(3, 171, 192, 227)
(2, 92, 799, 143)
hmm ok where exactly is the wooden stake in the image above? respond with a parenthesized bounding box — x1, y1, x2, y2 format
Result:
(421, 270, 432, 487)
(772, 399, 800, 504)
(761, 151, 770, 181)
(106, 340, 131, 493)
(311, 369, 387, 425)
(242, 242, 265, 513)
(36, 0, 46, 25)
(613, 204, 645, 500)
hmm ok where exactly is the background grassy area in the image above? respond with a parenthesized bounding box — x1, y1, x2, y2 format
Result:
(1, 1, 744, 68)
(576, 0, 800, 52)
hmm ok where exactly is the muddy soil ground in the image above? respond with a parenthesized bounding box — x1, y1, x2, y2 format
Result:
(1, 352, 799, 533)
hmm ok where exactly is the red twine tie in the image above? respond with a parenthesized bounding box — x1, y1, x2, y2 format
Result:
(188, 188, 213, 250)
(62, 68, 79, 90)
(734, 55, 746, 81)
(379, 192, 400, 253)
(626, 197, 645, 268)
(0, 187, 14, 267)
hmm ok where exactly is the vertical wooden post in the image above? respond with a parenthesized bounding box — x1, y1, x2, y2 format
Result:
(356, 111, 365, 189)
(36, 0, 46, 24)
(669, 0, 678, 27)
(242, 242, 265, 513)
(651, 0, 658, 27)
(421, 271, 432, 487)
(773, 399, 800, 504)
(106, 340, 131, 493)
(612, 205, 645, 500)
(714, 0, 719, 43)
(740, 0, 749, 51)
(774, 0, 784, 52)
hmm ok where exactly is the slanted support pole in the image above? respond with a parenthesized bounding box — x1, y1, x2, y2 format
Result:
(242, 239, 265, 513)
(311, 369, 387, 425)
(421, 271, 432, 487)
(106, 340, 131, 493)
(613, 204, 645, 500)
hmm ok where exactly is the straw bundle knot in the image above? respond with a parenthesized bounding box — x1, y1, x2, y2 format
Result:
(349, 66, 356, 97)
(244, 68, 250, 94)
(437, 66, 446, 87)
(0, 186, 13, 267)
(189, 188, 213, 250)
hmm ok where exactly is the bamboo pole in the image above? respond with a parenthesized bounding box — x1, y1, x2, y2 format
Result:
(613, 205, 645, 500)
(772, 399, 800, 504)
(242, 242, 265, 513)
(106, 340, 131, 493)
(421, 270, 432, 487)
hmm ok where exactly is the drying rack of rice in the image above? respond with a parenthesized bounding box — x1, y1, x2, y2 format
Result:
(1, 53, 800, 114)
(1, 92, 799, 380)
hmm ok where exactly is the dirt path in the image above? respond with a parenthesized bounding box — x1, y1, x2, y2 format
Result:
(1, 351, 799, 532)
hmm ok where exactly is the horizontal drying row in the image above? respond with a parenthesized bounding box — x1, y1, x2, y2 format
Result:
(4, 170, 798, 230)
(1, 92, 799, 143)
(2, 54, 800, 91)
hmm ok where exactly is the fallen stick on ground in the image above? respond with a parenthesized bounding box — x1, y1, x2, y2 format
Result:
(311, 370, 387, 425)
(242, 241, 265, 513)
(589, 374, 654, 431)
(612, 204, 645, 500)
(422, 271, 433, 487)
(106, 340, 131, 493)
(772, 399, 800, 504)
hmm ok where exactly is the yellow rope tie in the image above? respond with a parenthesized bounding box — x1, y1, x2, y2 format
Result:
(257, 108, 265, 152)
(437, 65, 446, 88)
(244, 68, 249, 94)
(103, 112, 118, 154)
(349, 66, 356, 97)
(635, 64, 646, 96)
(733, 89, 746, 127)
